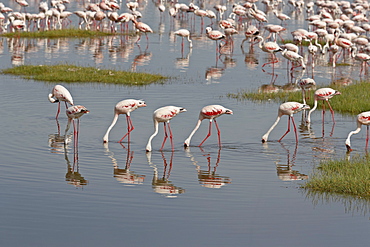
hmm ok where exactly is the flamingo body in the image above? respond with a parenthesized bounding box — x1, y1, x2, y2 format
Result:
(103, 99, 146, 143)
(174, 29, 193, 48)
(64, 105, 90, 145)
(184, 105, 233, 147)
(307, 88, 341, 123)
(48, 85, 74, 119)
(146, 106, 187, 152)
(262, 102, 310, 143)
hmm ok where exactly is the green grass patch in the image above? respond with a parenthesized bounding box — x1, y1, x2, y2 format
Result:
(228, 80, 370, 115)
(1, 64, 168, 85)
(303, 155, 370, 198)
(0, 28, 133, 39)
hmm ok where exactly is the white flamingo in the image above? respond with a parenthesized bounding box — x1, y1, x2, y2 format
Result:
(146, 106, 187, 152)
(48, 84, 74, 119)
(103, 99, 146, 143)
(262, 102, 310, 143)
(184, 105, 233, 147)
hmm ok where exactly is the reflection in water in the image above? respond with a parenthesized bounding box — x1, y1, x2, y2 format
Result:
(48, 133, 71, 154)
(64, 145, 88, 189)
(275, 143, 308, 181)
(185, 148, 231, 189)
(303, 189, 370, 216)
(104, 143, 145, 186)
(146, 151, 185, 198)
(263, 142, 308, 181)
(131, 47, 152, 72)
(174, 48, 192, 70)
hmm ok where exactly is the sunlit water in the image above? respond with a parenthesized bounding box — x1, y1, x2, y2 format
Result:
(0, 0, 369, 246)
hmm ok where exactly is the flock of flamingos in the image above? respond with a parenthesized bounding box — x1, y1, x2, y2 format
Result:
(2, 0, 370, 152)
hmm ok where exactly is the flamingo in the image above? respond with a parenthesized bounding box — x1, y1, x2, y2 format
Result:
(174, 29, 193, 48)
(48, 84, 74, 119)
(184, 105, 233, 147)
(281, 49, 306, 70)
(298, 78, 316, 104)
(307, 88, 341, 123)
(254, 35, 283, 69)
(206, 27, 225, 54)
(64, 105, 90, 146)
(146, 106, 187, 152)
(103, 99, 146, 143)
(132, 18, 153, 44)
(262, 102, 310, 143)
(345, 111, 370, 152)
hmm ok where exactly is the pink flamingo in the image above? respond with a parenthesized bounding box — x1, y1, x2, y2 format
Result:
(184, 105, 233, 147)
(103, 99, 147, 143)
(281, 49, 306, 70)
(307, 88, 341, 123)
(206, 27, 225, 54)
(298, 78, 316, 104)
(345, 111, 370, 152)
(254, 35, 283, 69)
(132, 18, 153, 44)
(262, 102, 310, 143)
(174, 29, 193, 48)
(48, 84, 74, 119)
(64, 105, 90, 148)
(146, 106, 187, 152)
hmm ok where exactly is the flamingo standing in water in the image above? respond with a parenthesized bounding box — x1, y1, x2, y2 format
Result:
(307, 88, 341, 123)
(298, 78, 316, 104)
(184, 105, 233, 147)
(146, 106, 187, 152)
(262, 102, 310, 143)
(254, 35, 283, 69)
(206, 27, 225, 54)
(48, 84, 74, 119)
(345, 111, 370, 152)
(132, 18, 153, 44)
(174, 29, 193, 49)
(64, 105, 90, 147)
(103, 99, 146, 143)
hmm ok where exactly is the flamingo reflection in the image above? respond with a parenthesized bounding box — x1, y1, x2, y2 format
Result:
(185, 147, 231, 189)
(104, 143, 146, 186)
(64, 144, 88, 189)
(131, 47, 152, 72)
(275, 143, 308, 181)
(146, 151, 185, 198)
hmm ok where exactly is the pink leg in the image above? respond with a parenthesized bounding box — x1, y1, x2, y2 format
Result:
(214, 119, 222, 147)
(56, 102, 61, 119)
(279, 116, 291, 142)
(160, 122, 169, 151)
(199, 121, 213, 147)
(168, 122, 174, 151)
(291, 116, 298, 143)
(326, 100, 335, 123)
(366, 125, 369, 150)
(119, 116, 134, 143)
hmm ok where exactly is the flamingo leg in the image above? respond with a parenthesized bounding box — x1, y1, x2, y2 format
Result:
(366, 125, 369, 150)
(278, 116, 291, 142)
(160, 122, 168, 150)
(214, 119, 221, 147)
(56, 102, 61, 119)
(199, 120, 213, 147)
(119, 115, 134, 143)
(168, 122, 174, 151)
(291, 116, 298, 143)
(326, 100, 335, 123)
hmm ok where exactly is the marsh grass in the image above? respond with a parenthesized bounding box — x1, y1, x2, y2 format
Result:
(1, 64, 168, 85)
(303, 155, 370, 198)
(0, 28, 131, 39)
(228, 80, 370, 115)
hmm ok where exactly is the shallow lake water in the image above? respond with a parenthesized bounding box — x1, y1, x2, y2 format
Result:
(0, 0, 369, 246)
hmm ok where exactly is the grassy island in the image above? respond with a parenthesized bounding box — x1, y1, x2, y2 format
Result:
(1, 64, 168, 85)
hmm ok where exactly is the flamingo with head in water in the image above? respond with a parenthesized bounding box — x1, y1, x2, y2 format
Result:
(48, 84, 74, 120)
(184, 105, 233, 147)
(146, 106, 187, 152)
(103, 99, 146, 143)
